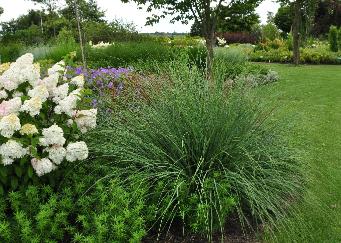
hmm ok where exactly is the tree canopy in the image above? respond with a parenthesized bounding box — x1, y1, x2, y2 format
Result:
(217, 0, 261, 32)
(121, 0, 262, 75)
(0, 0, 136, 45)
(191, 0, 260, 36)
(274, 5, 292, 33)
(312, 0, 341, 36)
(28, 0, 58, 13)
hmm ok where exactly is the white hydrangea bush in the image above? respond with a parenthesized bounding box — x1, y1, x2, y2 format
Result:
(0, 53, 97, 181)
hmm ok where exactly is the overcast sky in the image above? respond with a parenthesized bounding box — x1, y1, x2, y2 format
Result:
(0, 0, 279, 33)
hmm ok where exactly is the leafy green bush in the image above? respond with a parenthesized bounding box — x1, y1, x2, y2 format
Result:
(90, 60, 305, 239)
(212, 47, 277, 85)
(287, 33, 293, 51)
(83, 41, 206, 70)
(300, 47, 340, 64)
(215, 47, 248, 64)
(0, 163, 147, 242)
(0, 43, 25, 63)
(329, 25, 339, 52)
(250, 44, 341, 64)
(186, 46, 207, 70)
(23, 41, 78, 62)
(55, 27, 76, 45)
(83, 41, 176, 68)
(338, 28, 341, 50)
(250, 48, 293, 63)
(262, 23, 281, 41)
(214, 47, 249, 79)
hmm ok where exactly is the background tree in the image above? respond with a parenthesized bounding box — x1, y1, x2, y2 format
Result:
(266, 11, 275, 23)
(328, 25, 339, 52)
(0, 6, 3, 16)
(262, 22, 281, 40)
(0, 0, 138, 48)
(312, 0, 341, 36)
(190, 20, 203, 36)
(121, 0, 255, 77)
(0, 9, 48, 45)
(216, 0, 261, 32)
(274, 5, 292, 34)
(61, 0, 105, 23)
(275, 0, 341, 37)
(190, 0, 261, 36)
(276, 0, 318, 65)
(28, 0, 59, 14)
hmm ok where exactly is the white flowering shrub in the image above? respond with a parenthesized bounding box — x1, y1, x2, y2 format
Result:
(89, 41, 113, 49)
(0, 53, 97, 191)
(217, 37, 227, 47)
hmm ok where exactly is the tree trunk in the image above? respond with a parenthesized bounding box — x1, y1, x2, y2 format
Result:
(292, 1, 301, 65)
(205, 30, 215, 80)
(74, 0, 86, 69)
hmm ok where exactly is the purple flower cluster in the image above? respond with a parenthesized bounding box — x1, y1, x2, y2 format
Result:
(70, 66, 131, 87)
(66, 66, 132, 108)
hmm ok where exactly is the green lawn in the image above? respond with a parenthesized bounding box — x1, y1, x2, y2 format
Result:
(257, 64, 341, 242)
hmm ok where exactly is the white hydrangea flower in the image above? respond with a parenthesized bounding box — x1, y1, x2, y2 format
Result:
(28, 84, 49, 102)
(70, 75, 84, 88)
(66, 141, 88, 162)
(51, 83, 69, 103)
(16, 53, 34, 65)
(73, 109, 97, 133)
(45, 145, 66, 165)
(0, 53, 40, 90)
(0, 90, 7, 99)
(0, 97, 22, 117)
(20, 123, 38, 135)
(48, 61, 65, 76)
(54, 89, 81, 116)
(12, 91, 23, 98)
(0, 74, 19, 91)
(0, 140, 27, 165)
(20, 97, 42, 116)
(67, 119, 73, 127)
(39, 124, 66, 146)
(31, 158, 55, 176)
(40, 73, 59, 93)
(0, 113, 21, 138)
(0, 54, 97, 177)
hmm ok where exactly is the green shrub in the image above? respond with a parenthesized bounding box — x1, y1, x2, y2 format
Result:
(37, 59, 55, 76)
(55, 27, 76, 45)
(83, 41, 206, 70)
(214, 47, 249, 80)
(186, 46, 207, 70)
(215, 47, 248, 64)
(0, 43, 25, 63)
(90, 60, 305, 239)
(300, 47, 340, 64)
(269, 38, 285, 49)
(0, 163, 147, 242)
(250, 48, 293, 63)
(286, 33, 293, 51)
(249, 43, 341, 64)
(83, 41, 176, 68)
(262, 23, 281, 41)
(337, 28, 341, 51)
(329, 26, 339, 52)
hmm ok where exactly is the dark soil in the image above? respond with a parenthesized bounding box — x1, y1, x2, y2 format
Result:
(143, 214, 260, 243)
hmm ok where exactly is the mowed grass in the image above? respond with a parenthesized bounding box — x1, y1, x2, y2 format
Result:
(256, 64, 341, 242)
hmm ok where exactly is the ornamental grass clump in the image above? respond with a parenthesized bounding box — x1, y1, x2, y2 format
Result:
(0, 53, 97, 192)
(91, 61, 305, 240)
